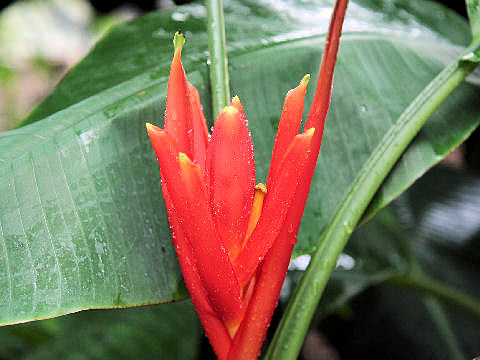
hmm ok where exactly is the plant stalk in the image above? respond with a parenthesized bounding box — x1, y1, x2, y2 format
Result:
(206, 0, 230, 120)
(423, 296, 464, 360)
(389, 272, 480, 323)
(265, 46, 480, 359)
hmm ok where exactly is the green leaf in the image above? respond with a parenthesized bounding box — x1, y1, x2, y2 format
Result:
(1, 0, 480, 325)
(0, 301, 200, 359)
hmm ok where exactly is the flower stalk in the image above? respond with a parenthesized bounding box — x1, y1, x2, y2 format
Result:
(207, 0, 230, 119)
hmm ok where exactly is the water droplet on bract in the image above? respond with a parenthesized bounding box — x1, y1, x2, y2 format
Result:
(289, 236, 297, 245)
(343, 220, 353, 235)
(461, 52, 475, 61)
(287, 223, 294, 233)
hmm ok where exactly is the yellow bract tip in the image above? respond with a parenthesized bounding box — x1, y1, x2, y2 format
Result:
(232, 95, 240, 103)
(178, 152, 190, 162)
(305, 127, 315, 136)
(174, 31, 186, 53)
(145, 123, 154, 133)
(254, 183, 267, 194)
(300, 74, 311, 87)
(178, 152, 196, 170)
(221, 105, 239, 115)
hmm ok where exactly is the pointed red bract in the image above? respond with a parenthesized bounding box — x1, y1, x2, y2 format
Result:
(147, 1, 348, 355)
(229, 230, 295, 360)
(162, 189, 232, 358)
(188, 82, 209, 175)
(285, 0, 349, 239)
(233, 128, 315, 287)
(165, 35, 192, 157)
(208, 106, 256, 259)
(147, 125, 243, 324)
(268, 74, 309, 186)
(177, 154, 244, 324)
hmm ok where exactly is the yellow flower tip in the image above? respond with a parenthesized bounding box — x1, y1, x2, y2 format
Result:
(173, 31, 186, 53)
(254, 183, 267, 194)
(221, 105, 239, 115)
(178, 152, 197, 171)
(145, 122, 154, 134)
(226, 321, 241, 339)
(305, 127, 315, 137)
(178, 152, 190, 164)
(231, 95, 241, 104)
(243, 183, 268, 246)
(300, 74, 311, 87)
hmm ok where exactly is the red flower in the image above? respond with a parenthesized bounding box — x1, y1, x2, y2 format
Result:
(147, 2, 347, 358)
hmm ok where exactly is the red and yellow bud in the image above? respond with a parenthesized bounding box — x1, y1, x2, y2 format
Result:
(207, 106, 256, 260)
(147, 0, 348, 355)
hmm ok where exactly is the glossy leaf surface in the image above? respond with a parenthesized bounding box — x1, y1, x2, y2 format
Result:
(0, 301, 200, 359)
(1, 0, 479, 324)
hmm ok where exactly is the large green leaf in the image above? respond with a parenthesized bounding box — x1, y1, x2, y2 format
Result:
(0, 301, 200, 359)
(1, 0, 479, 325)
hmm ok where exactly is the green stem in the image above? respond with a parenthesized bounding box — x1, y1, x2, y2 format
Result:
(405, 238, 464, 358)
(388, 273, 480, 323)
(423, 296, 464, 360)
(206, 0, 230, 120)
(265, 46, 480, 359)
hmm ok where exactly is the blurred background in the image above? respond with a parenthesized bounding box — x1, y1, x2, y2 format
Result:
(0, 0, 161, 131)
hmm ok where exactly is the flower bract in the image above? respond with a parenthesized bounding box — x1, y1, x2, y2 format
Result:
(147, 1, 347, 357)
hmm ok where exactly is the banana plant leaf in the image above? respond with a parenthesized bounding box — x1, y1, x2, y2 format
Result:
(0, 301, 200, 360)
